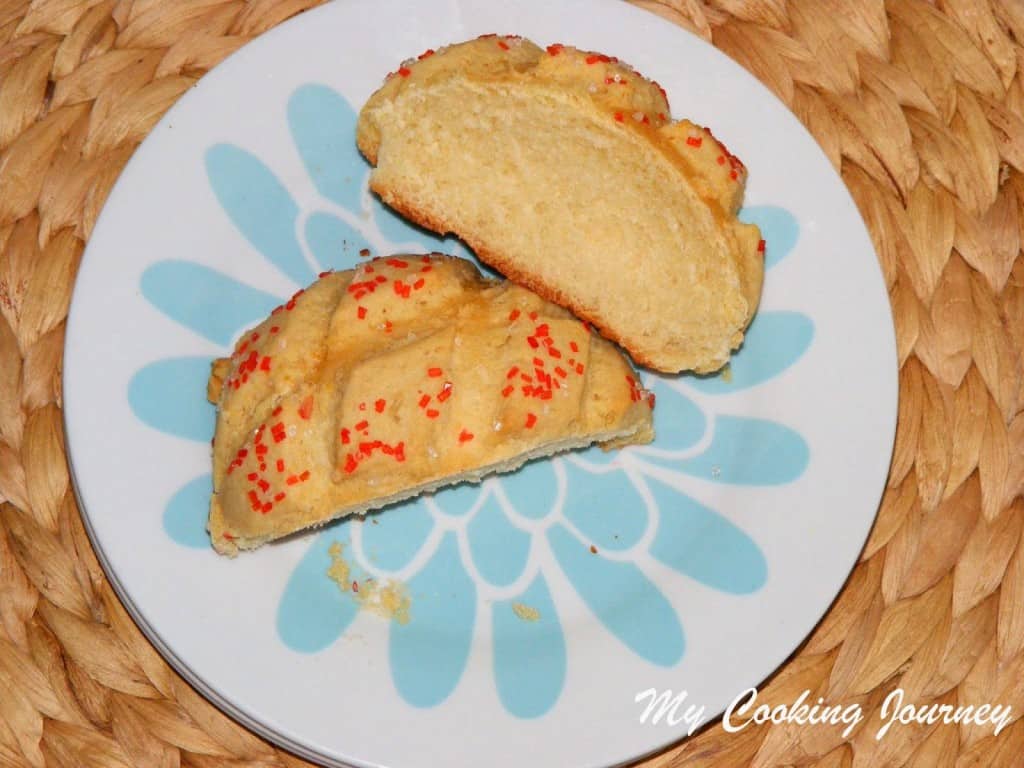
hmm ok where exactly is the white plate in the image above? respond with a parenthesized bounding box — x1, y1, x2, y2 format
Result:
(64, 2, 897, 766)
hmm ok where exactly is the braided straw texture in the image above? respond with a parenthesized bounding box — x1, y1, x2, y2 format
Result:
(1, 0, 1023, 765)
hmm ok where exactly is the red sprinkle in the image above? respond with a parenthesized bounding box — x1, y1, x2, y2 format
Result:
(354, 420, 369, 431)
(458, 429, 474, 443)
(426, 409, 440, 419)
(374, 398, 386, 413)
(509, 309, 521, 322)
(340, 428, 351, 444)
(413, 278, 425, 290)
(497, 40, 509, 50)
(730, 169, 738, 180)
(586, 53, 611, 65)
(386, 257, 409, 268)
(272, 406, 283, 416)
(276, 459, 285, 473)
(535, 323, 549, 337)
(287, 475, 299, 485)
(757, 239, 766, 254)
(502, 385, 514, 398)
(576, 363, 585, 375)
(614, 112, 624, 122)
(547, 43, 564, 56)
(569, 341, 579, 353)
(397, 67, 412, 77)
(525, 413, 537, 429)
(274, 492, 286, 502)
(419, 394, 431, 409)
(247, 472, 258, 481)
(357, 306, 367, 319)
(261, 502, 273, 514)
(343, 454, 358, 474)
(428, 367, 443, 377)
(418, 48, 435, 60)
(260, 356, 271, 372)
(270, 326, 279, 334)
(437, 382, 453, 402)
(686, 136, 702, 147)
(299, 395, 314, 420)
(507, 366, 520, 379)
(717, 155, 726, 165)
(555, 366, 568, 378)
(527, 337, 539, 349)
(299, 470, 310, 482)
(352, 581, 359, 592)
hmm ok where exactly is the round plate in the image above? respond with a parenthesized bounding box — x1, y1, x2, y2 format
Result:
(64, 2, 897, 767)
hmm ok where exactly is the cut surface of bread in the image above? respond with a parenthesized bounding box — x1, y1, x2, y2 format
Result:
(357, 35, 764, 374)
(208, 255, 654, 555)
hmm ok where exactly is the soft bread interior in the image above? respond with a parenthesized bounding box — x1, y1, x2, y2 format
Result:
(358, 37, 763, 374)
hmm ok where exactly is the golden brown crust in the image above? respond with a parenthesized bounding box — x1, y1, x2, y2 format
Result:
(209, 254, 654, 555)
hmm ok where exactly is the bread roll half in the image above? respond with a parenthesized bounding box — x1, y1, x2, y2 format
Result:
(208, 255, 653, 555)
(357, 35, 764, 373)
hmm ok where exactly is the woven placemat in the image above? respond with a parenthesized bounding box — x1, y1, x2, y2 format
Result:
(1, 0, 1022, 766)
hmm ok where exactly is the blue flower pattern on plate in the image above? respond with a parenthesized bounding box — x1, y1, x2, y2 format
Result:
(128, 83, 813, 719)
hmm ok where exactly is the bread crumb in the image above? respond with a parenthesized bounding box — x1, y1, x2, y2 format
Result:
(326, 542, 350, 584)
(720, 363, 732, 383)
(512, 602, 540, 622)
(327, 541, 411, 624)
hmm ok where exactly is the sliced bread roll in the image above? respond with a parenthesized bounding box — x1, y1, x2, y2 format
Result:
(208, 255, 654, 555)
(357, 35, 764, 374)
